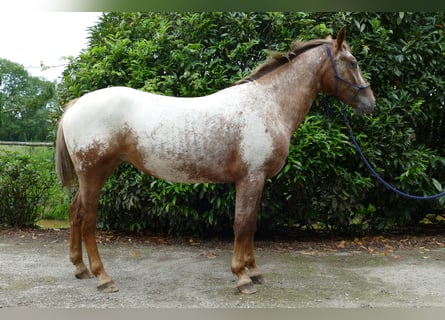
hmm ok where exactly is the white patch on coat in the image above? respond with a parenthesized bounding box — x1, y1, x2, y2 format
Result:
(239, 111, 273, 172)
(61, 86, 275, 182)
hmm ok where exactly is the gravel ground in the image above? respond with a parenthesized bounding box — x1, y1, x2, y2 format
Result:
(1, 228, 445, 308)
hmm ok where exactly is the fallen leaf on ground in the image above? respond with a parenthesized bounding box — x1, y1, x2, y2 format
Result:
(336, 240, 347, 249)
(302, 249, 319, 256)
(200, 251, 218, 259)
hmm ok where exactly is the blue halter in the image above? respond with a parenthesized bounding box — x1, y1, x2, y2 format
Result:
(323, 43, 370, 104)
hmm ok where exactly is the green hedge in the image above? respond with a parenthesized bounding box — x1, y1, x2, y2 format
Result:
(0, 150, 52, 227)
(58, 12, 445, 235)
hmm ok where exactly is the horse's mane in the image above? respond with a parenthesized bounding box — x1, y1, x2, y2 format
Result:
(234, 39, 330, 85)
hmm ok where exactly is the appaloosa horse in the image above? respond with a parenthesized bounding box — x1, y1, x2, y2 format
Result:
(56, 27, 375, 294)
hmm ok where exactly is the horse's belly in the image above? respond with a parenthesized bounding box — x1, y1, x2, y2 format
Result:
(139, 152, 232, 184)
(135, 133, 237, 184)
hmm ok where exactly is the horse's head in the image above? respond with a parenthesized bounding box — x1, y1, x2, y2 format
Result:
(322, 27, 376, 115)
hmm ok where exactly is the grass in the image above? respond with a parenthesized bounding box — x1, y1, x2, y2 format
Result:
(36, 219, 70, 229)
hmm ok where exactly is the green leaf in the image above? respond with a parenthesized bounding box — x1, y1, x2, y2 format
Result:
(432, 178, 443, 192)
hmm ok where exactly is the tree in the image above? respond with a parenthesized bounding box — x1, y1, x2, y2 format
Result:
(58, 12, 445, 234)
(0, 58, 57, 141)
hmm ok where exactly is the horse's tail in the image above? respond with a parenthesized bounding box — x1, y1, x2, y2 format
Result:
(55, 99, 78, 189)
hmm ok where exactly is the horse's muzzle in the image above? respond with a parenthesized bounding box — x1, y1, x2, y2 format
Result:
(354, 94, 376, 115)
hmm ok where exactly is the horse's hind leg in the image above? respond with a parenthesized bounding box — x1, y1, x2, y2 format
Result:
(69, 191, 93, 280)
(77, 172, 119, 293)
(68, 155, 120, 293)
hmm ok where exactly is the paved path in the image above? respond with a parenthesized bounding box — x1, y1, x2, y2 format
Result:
(1, 229, 445, 307)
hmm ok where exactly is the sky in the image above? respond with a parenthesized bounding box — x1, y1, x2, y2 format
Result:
(0, 12, 102, 82)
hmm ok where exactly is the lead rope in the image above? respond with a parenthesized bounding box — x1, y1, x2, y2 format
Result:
(323, 42, 445, 200)
(341, 104, 445, 200)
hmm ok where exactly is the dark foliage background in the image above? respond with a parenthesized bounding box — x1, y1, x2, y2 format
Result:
(58, 12, 445, 235)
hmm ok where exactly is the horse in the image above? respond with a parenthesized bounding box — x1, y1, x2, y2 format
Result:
(55, 26, 375, 294)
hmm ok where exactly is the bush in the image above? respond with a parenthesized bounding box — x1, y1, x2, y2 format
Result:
(59, 12, 445, 235)
(98, 163, 235, 235)
(0, 150, 53, 227)
(259, 112, 374, 233)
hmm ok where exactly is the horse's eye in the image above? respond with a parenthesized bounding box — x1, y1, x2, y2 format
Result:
(350, 61, 357, 69)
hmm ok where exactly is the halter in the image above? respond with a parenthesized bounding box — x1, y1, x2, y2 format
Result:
(323, 43, 370, 104)
(323, 44, 445, 200)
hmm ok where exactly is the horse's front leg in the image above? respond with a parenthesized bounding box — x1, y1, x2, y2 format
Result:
(231, 175, 265, 294)
(244, 236, 266, 285)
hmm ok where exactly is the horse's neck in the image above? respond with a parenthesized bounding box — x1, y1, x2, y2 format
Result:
(258, 49, 325, 135)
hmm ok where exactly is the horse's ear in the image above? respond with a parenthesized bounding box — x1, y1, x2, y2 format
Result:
(336, 26, 347, 47)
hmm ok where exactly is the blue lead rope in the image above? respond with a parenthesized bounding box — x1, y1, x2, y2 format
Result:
(323, 42, 445, 200)
(341, 105, 445, 200)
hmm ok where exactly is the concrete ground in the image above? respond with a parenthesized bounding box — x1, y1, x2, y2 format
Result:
(1, 228, 445, 308)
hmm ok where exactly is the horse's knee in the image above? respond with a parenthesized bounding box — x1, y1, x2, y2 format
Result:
(233, 216, 257, 238)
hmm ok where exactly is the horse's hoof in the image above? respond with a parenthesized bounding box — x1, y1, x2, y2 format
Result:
(237, 281, 257, 294)
(250, 274, 265, 285)
(74, 269, 93, 280)
(97, 280, 119, 293)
